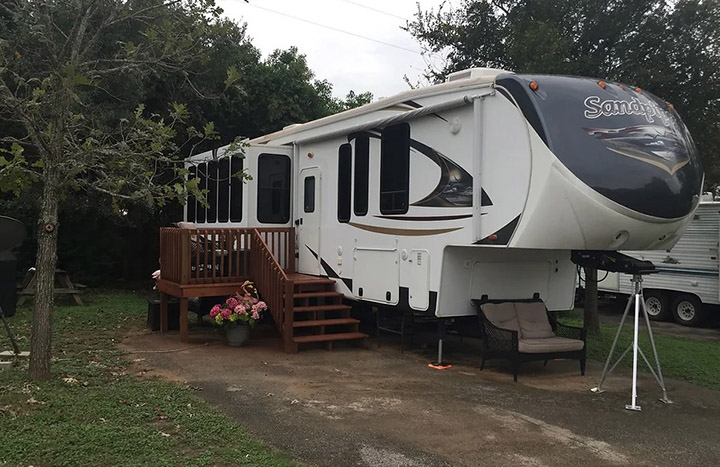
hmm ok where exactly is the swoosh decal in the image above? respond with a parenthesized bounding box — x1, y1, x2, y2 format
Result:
(349, 222, 462, 236)
(347, 133, 492, 209)
(375, 214, 472, 221)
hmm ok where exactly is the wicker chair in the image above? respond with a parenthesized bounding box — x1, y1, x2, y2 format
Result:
(472, 299, 586, 382)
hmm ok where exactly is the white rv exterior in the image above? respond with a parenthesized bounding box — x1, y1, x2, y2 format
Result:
(598, 201, 719, 326)
(185, 68, 703, 319)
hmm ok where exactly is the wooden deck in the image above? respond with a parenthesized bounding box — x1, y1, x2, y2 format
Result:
(157, 227, 367, 351)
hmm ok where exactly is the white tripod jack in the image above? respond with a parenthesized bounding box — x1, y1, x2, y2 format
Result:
(590, 274, 672, 410)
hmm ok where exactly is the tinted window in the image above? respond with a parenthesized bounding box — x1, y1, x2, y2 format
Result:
(196, 162, 207, 222)
(304, 176, 315, 213)
(230, 156, 243, 222)
(186, 165, 197, 222)
(206, 160, 218, 222)
(353, 135, 369, 216)
(380, 124, 410, 214)
(257, 154, 291, 223)
(217, 158, 230, 222)
(338, 144, 352, 222)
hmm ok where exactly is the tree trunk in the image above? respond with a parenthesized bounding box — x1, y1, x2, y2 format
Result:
(583, 267, 601, 336)
(29, 169, 60, 380)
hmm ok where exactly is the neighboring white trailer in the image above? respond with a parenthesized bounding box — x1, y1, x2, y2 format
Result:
(184, 68, 703, 319)
(598, 201, 719, 326)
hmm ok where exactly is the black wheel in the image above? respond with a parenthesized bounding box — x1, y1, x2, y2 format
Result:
(671, 294, 706, 327)
(643, 291, 671, 321)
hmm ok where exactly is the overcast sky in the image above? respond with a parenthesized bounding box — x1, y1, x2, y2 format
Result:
(216, 0, 452, 100)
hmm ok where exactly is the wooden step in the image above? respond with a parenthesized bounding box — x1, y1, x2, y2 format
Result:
(293, 291, 344, 299)
(293, 277, 335, 285)
(293, 304, 352, 313)
(292, 318, 359, 328)
(292, 332, 368, 344)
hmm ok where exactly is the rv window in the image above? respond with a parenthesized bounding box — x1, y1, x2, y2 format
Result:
(257, 154, 291, 224)
(196, 162, 207, 223)
(217, 158, 230, 222)
(338, 143, 352, 222)
(353, 134, 369, 216)
(304, 176, 315, 213)
(380, 123, 410, 214)
(206, 160, 218, 223)
(229, 156, 243, 222)
(186, 165, 197, 222)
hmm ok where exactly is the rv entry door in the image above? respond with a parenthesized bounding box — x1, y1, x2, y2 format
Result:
(298, 167, 321, 275)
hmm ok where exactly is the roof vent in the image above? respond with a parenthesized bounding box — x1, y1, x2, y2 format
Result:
(445, 67, 510, 82)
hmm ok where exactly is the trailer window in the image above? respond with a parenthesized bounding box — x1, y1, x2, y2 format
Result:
(196, 162, 207, 222)
(206, 160, 218, 222)
(257, 154, 291, 224)
(380, 123, 410, 214)
(353, 135, 369, 216)
(217, 158, 230, 222)
(186, 165, 197, 222)
(229, 156, 243, 222)
(304, 176, 315, 213)
(338, 143, 352, 222)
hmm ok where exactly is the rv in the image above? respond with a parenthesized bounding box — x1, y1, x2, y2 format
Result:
(597, 200, 719, 326)
(184, 68, 702, 321)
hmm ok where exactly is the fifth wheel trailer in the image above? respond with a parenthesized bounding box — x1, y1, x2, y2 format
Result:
(183, 67, 703, 319)
(598, 201, 719, 326)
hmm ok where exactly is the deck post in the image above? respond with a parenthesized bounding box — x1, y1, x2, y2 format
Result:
(160, 292, 168, 333)
(179, 230, 190, 285)
(288, 228, 296, 273)
(179, 297, 189, 342)
(284, 279, 295, 352)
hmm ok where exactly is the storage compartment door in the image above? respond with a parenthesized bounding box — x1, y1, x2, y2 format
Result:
(409, 249, 430, 310)
(353, 248, 399, 304)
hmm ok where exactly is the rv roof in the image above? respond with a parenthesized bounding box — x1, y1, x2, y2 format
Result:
(250, 68, 509, 146)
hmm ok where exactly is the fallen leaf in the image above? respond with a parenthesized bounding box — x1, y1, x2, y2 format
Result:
(62, 377, 79, 384)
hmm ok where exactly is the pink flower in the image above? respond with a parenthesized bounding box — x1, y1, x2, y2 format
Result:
(226, 297, 238, 309)
(209, 305, 221, 318)
(234, 304, 246, 315)
(251, 311, 260, 320)
(221, 308, 231, 319)
(257, 301, 267, 311)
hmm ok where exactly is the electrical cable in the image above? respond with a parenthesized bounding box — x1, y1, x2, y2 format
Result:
(237, 1, 421, 55)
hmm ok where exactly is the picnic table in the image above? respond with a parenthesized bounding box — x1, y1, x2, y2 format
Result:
(17, 268, 85, 306)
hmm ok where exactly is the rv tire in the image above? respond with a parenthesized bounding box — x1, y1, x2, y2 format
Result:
(643, 291, 671, 321)
(671, 294, 706, 327)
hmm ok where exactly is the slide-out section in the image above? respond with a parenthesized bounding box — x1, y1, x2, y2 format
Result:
(436, 246, 575, 317)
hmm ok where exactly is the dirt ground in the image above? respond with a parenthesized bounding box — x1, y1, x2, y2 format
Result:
(122, 327, 720, 467)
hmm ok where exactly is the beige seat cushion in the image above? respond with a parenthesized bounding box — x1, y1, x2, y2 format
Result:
(481, 302, 520, 333)
(177, 221, 198, 229)
(515, 302, 555, 339)
(518, 337, 584, 354)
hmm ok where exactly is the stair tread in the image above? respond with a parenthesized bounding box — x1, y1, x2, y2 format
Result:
(293, 318, 359, 328)
(293, 291, 343, 298)
(293, 278, 336, 285)
(293, 332, 368, 343)
(294, 304, 352, 312)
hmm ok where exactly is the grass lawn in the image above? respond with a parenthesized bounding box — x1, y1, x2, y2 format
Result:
(0, 291, 303, 467)
(558, 313, 720, 391)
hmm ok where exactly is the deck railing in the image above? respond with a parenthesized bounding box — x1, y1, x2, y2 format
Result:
(159, 226, 296, 351)
(250, 230, 295, 352)
(159, 227, 295, 285)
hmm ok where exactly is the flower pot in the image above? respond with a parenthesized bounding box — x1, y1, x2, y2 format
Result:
(225, 323, 250, 347)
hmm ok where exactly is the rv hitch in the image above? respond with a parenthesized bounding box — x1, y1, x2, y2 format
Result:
(571, 250, 656, 275)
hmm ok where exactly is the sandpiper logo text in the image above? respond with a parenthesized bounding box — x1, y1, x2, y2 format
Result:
(584, 96, 670, 125)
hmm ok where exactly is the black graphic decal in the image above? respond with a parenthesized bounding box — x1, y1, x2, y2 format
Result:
(476, 215, 521, 245)
(583, 125, 690, 175)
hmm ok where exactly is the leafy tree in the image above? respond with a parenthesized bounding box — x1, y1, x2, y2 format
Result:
(407, 0, 720, 185)
(0, 0, 243, 380)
